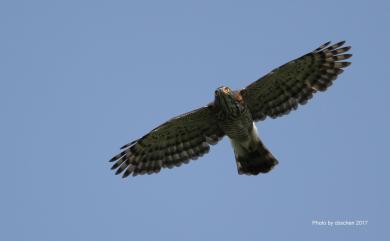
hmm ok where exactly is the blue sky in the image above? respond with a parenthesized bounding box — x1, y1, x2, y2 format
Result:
(1, 0, 389, 240)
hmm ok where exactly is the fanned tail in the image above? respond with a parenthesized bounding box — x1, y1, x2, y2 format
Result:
(232, 136, 278, 175)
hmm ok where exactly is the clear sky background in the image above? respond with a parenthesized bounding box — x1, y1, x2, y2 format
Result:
(1, 0, 389, 240)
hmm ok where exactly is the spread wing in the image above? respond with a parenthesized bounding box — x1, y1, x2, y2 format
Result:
(109, 106, 224, 177)
(241, 41, 352, 121)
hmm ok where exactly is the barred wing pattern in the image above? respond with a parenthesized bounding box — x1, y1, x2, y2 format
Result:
(110, 106, 224, 177)
(241, 41, 352, 121)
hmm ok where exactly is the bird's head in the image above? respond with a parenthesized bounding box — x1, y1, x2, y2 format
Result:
(214, 86, 244, 116)
(214, 86, 233, 97)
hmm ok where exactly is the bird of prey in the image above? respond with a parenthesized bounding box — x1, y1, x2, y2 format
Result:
(109, 41, 352, 177)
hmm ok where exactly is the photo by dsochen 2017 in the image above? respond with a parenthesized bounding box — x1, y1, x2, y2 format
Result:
(109, 41, 352, 178)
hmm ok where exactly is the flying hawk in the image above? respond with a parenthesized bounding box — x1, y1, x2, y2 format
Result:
(109, 41, 352, 177)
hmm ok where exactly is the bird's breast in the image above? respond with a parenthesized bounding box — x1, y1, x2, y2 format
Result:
(218, 108, 253, 140)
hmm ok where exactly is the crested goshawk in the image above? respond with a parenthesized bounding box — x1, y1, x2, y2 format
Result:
(109, 41, 352, 177)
